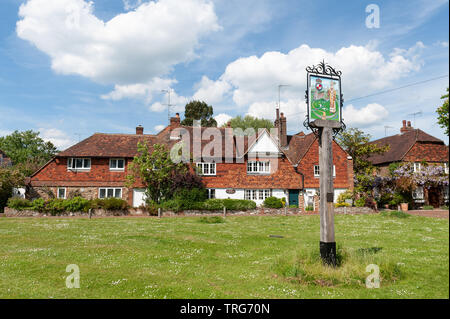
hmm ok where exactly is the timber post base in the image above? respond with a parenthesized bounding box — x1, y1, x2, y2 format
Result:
(320, 241, 337, 267)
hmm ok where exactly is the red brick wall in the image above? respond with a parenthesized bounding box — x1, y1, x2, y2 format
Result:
(32, 157, 132, 185)
(403, 142, 449, 163)
(297, 139, 352, 189)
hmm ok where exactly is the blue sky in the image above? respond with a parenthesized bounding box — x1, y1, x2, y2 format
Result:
(0, 0, 448, 150)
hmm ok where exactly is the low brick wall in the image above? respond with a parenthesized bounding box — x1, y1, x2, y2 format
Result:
(4, 206, 376, 217)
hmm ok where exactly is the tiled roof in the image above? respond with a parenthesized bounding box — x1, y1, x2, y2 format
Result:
(367, 129, 446, 165)
(55, 124, 323, 165)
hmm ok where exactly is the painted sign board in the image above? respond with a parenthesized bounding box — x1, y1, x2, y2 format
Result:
(307, 74, 341, 123)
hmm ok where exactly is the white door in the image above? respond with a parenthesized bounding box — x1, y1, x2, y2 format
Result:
(133, 189, 147, 207)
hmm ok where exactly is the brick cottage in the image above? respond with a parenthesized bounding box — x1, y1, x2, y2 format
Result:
(368, 120, 449, 207)
(27, 111, 354, 210)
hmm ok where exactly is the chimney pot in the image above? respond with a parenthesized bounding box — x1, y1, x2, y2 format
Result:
(407, 121, 411, 127)
(136, 125, 144, 135)
(402, 120, 406, 127)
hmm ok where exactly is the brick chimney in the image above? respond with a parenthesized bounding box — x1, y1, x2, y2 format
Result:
(274, 109, 287, 147)
(400, 119, 414, 134)
(170, 113, 181, 128)
(280, 112, 287, 147)
(136, 125, 144, 135)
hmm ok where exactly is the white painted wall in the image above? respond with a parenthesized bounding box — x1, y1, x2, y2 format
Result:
(248, 131, 280, 154)
(302, 188, 350, 209)
(213, 188, 286, 206)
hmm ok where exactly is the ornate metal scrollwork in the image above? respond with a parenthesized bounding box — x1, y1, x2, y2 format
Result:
(305, 60, 342, 77)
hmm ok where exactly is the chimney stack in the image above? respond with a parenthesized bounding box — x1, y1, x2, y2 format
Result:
(170, 113, 181, 128)
(136, 125, 144, 135)
(400, 120, 413, 133)
(280, 112, 288, 147)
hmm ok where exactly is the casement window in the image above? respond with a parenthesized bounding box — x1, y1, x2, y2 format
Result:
(413, 162, 421, 173)
(245, 189, 272, 200)
(67, 158, 91, 170)
(247, 161, 270, 174)
(207, 189, 215, 199)
(196, 162, 216, 176)
(412, 187, 424, 200)
(57, 188, 66, 199)
(314, 165, 336, 177)
(98, 188, 122, 199)
(110, 158, 125, 171)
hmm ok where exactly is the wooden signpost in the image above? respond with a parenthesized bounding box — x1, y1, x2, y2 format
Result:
(304, 61, 345, 266)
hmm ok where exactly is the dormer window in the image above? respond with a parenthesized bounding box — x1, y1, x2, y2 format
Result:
(247, 161, 270, 174)
(110, 158, 125, 171)
(67, 158, 91, 170)
(196, 162, 216, 176)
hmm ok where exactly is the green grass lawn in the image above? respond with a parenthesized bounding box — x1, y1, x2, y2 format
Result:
(0, 214, 448, 299)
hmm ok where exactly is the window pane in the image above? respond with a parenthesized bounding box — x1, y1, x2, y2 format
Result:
(99, 189, 106, 198)
(84, 159, 91, 168)
(67, 158, 72, 168)
(210, 163, 215, 174)
(107, 189, 114, 198)
(110, 159, 116, 168)
(258, 162, 263, 172)
(76, 159, 83, 168)
(253, 162, 257, 171)
(265, 162, 270, 172)
(115, 189, 121, 198)
(247, 162, 252, 172)
(118, 159, 124, 169)
(58, 188, 65, 198)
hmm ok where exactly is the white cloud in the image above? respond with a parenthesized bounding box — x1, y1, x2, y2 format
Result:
(200, 42, 423, 110)
(38, 128, 75, 150)
(342, 103, 389, 128)
(123, 0, 143, 11)
(149, 90, 188, 112)
(101, 77, 175, 102)
(214, 113, 232, 126)
(192, 76, 231, 104)
(17, 0, 219, 85)
(154, 124, 166, 132)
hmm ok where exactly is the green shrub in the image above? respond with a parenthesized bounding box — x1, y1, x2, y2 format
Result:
(422, 205, 434, 210)
(198, 216, 225, 224)
(46, 199, 66, 215)
(263, 196, 283, 208)
(90, 198, 128, 211)
(7, 198, 33, 210)
(440, 205, 449, 210)
(64, 197, 91, 212)
(305, 205, 314, 211)
(31, 198, 46, 212)
(354, 198, 365, 207)
(289, 204, 298, 208)
(201, 199, 224, 210)
(174, 188, 207, 202)
(337, 190, 353, 204)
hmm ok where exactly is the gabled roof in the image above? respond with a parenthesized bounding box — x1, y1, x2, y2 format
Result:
(367, 129, 446, 165)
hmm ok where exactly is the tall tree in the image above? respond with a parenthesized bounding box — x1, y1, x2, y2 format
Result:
(437, 87, 449, 136)
(181, 100, 217, 127)
(337, 128, 389, 176)
(222, 115, 274, 135)
(126, 142, 202, 204)
(0, 130, 58, 176)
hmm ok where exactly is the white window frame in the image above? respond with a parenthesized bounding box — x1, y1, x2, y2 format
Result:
(109, 158, 125, 171)
(247, 161, 270, 174)
(207, 189, 215, 199)
(57, 187, 66, 199)
(412, 186, 424, 200)
(413, 162, 421, 173)
(245, 189, 271, 200)
(314, 165, 336, 177)
(196, 162, 216, 176)
(444, 163, 449, 174)
(67, 158, 91, 171)
(98, 187, 123, 199)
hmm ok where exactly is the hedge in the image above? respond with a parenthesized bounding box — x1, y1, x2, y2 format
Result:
(263, 196, 283, 209)
(7, 197, 128, 215)
(157, 198, 256, 212)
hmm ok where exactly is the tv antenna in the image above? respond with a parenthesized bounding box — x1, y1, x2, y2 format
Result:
(278, 84, 290, 110)
(161, 88, 174, 124)
(384, 125, 393, 136)
(407, 110, 422, 127)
